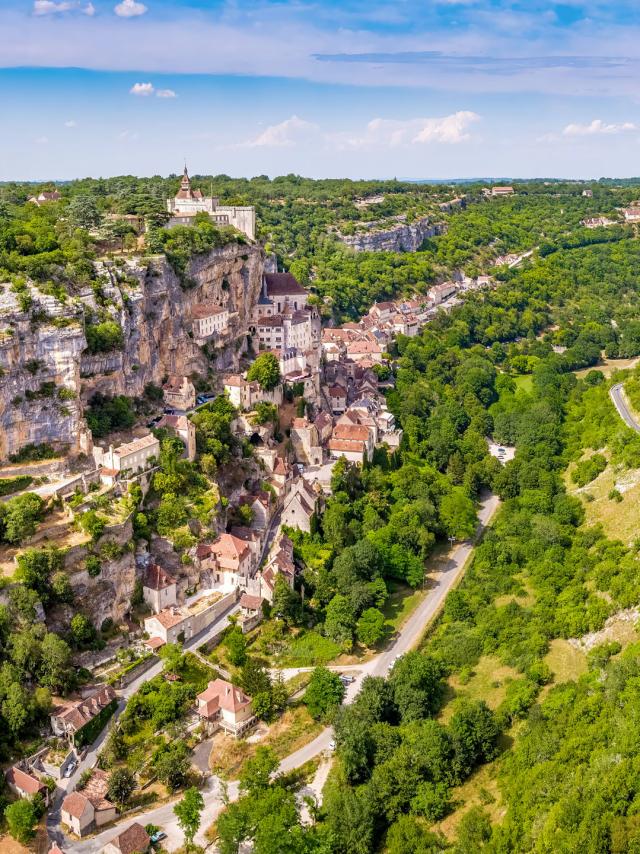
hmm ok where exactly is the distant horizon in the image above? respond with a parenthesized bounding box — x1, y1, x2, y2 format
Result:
(2, 174, 639, 186)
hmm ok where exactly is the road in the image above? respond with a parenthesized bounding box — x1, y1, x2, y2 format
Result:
(58, 492, 500, 853)
(610, 383, 640, 432)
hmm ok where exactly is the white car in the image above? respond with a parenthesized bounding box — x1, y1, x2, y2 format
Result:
(328, 739, 336, 751)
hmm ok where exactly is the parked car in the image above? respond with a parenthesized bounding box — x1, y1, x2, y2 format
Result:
(150, 831, 167, 844)
(328, 739, 336, 751)
(63, 762, 77, 778)
(339, 674, 354, 685)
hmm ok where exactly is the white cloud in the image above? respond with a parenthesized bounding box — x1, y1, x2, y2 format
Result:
(335, 111, 481, 149)
(64, 119, 77, 127)
(563, 119, 637, 136)
(33, 0, 94, 13)
(130, 82, 154, 96)
(156, 88, 177, 98)
(33, 1, 75, 14)
(118, 130, 139, 140)
(114, 0, 148, 17)
(35, 136, 49, 144)
(244, 115, 319, 147)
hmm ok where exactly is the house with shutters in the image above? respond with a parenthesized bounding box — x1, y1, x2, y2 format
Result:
(5, 765, 49, 806)
(195, 678, 256, 737)
(50, 685, 117, 745)
(61, 769, 117, 837)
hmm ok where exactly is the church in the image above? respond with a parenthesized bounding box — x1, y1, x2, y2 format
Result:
(166, 166, 256, 240)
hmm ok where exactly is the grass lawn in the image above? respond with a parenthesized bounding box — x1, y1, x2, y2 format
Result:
(433, 758, 506, 842)
(209, 705, 323, 779)
(544, 638, 587, 684)
(438, 655, 520, 725)
(565, 457, 640, 546)
(512, 373, 534, 394)
(274, 630, 342, 668)
(382, 580, 427, 636)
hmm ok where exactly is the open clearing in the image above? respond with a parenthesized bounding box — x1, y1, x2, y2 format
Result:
(565, 456, 640, 546)
(439, 655, 519, 725)
(544, 638, 587, 683)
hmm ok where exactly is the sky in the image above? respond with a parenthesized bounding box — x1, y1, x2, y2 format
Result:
(2, 0, 640, 180)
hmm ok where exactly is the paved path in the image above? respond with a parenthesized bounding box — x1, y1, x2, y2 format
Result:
(58, 492, 500, 853)
(610, 383, 640, 432)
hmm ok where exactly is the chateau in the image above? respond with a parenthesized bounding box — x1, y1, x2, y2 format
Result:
(166, 166, 256, 240)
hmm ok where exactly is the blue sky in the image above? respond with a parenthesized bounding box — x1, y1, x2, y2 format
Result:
(2, 0, 640, 180)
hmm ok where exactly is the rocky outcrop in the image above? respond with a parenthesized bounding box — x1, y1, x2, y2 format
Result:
(0, 242, 265, 460)
(79, 243, 264, 403)
(337, 216, 446, 253)
(0, 287, 90, 461)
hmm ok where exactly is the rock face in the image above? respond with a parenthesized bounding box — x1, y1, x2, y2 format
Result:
(338, 216, 446, 253)
(0, 243, 265, 461)
(0, 288, 89, 461)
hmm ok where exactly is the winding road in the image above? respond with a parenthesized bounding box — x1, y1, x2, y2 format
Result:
(610, 383, 640, 432)
(56, 492, 500, 853)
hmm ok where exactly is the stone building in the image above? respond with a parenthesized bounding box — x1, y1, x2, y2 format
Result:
(162, 375, 195, 411)
(166, 166, 256, 240)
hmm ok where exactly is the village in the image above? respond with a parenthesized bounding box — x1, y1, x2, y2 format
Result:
(0, 173, 498, 854)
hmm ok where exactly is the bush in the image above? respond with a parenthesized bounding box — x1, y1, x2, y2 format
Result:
(0, 475, 33, 496)
(85, 320, 124, 354)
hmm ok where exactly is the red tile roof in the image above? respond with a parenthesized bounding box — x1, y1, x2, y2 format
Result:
(240, 593, 264, 611)
(6, 766, 45, 796)
(143, 563, 176, 592)
(105, 822, 150, 854)
(197, 679, 251, 714)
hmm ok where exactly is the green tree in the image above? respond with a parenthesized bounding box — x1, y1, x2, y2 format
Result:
(324, 594, 355, 648)
(39, 632, 72, 692)
(439, 489, 477, 541)
(67, 193, 101, 229)
(4, 798, 39, 843)
(174, 786, 204, 850)
(159, 642, 185, 674)
(0, 492, 44, 544)
(239, 746, 279, 794)
(153, 741, 191, 791)
(271, 575, 301, 626)
(240, 657, 272, 697)
(304, 666, 345, 720)
(247, 352, 281, 391)
(70, 613, 97, 648)
(224, 627, 248, 667)
(386, 815, 447, 853)
(107, 768, 136, 810)
(78, 509, 107, 540)
(356, 607, 386, 647)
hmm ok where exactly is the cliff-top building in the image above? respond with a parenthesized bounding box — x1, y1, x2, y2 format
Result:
(166, 166, 256, 240)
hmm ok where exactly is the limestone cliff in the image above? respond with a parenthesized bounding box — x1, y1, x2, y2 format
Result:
(0, 287, 89, 460)
(337, 216, 446, 253)
(0, 243, 265, 461)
